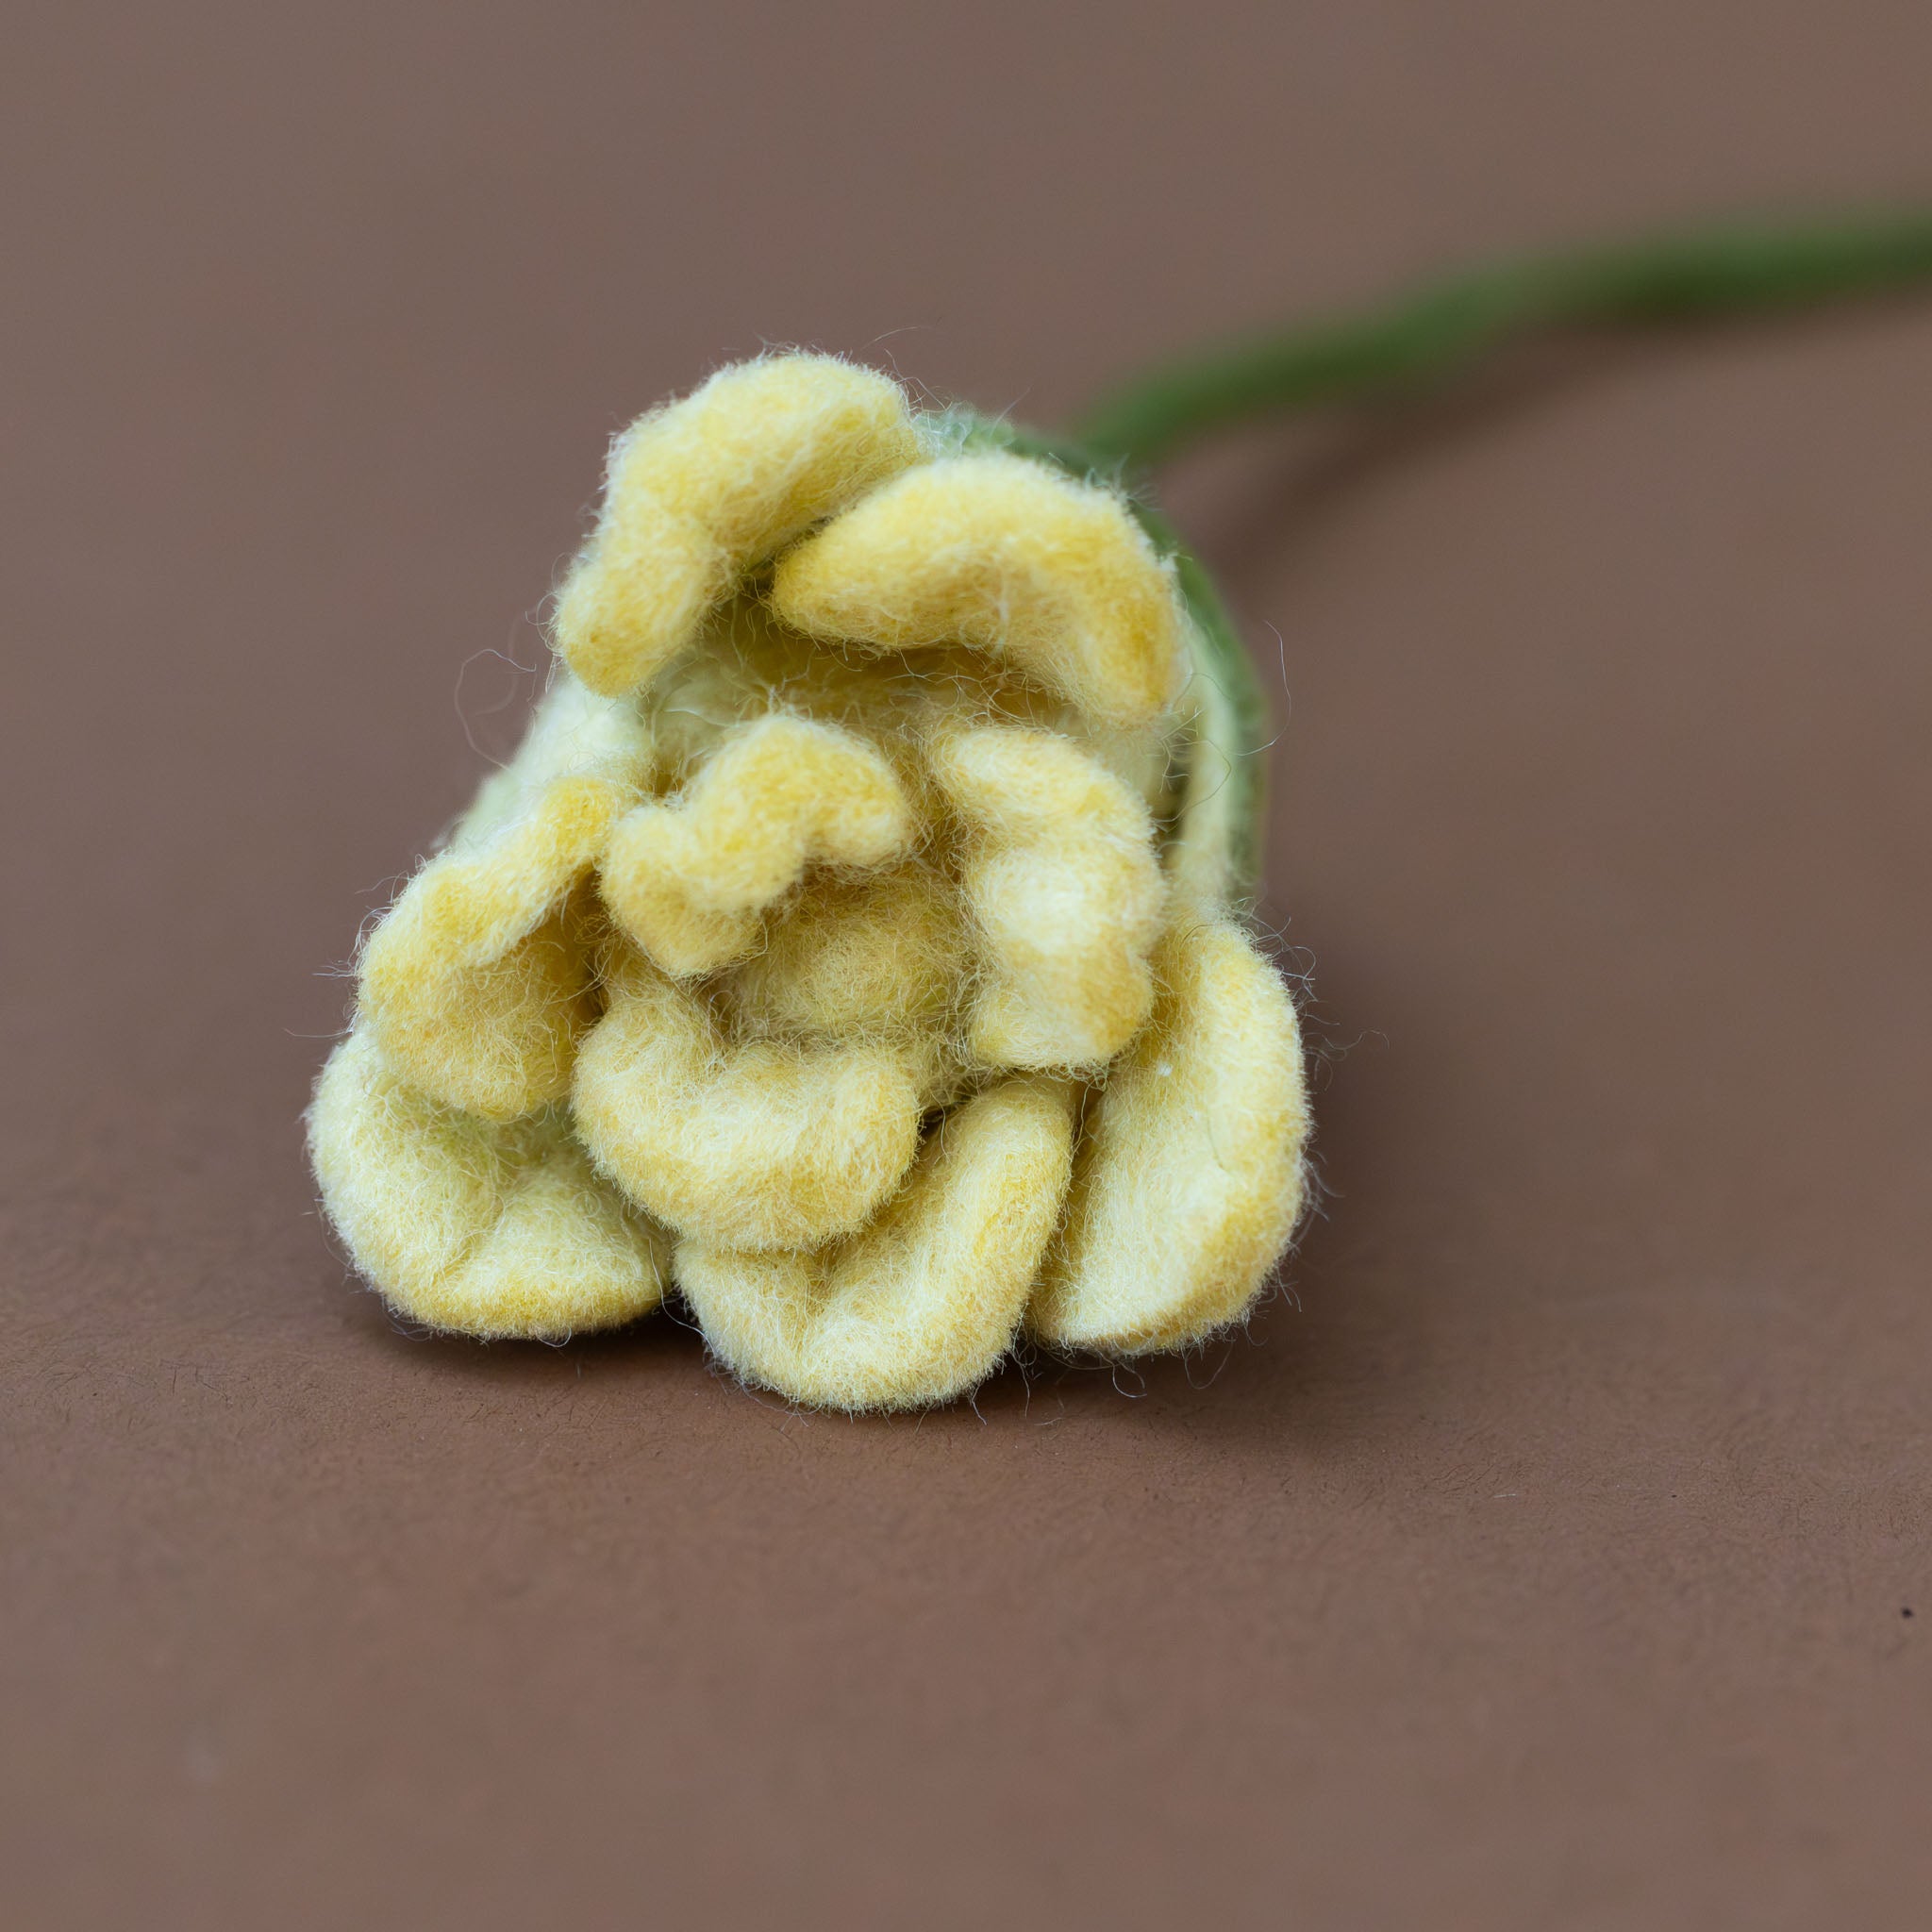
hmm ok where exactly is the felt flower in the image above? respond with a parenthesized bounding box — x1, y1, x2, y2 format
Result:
(309, 353, 1310, 1408)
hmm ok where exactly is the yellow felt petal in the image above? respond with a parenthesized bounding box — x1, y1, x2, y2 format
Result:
(599, 713, 914, 976)
(308, 1028, 668, 1341)
(769, 452, 1185, 727)
(356, 676, 650, 1118)
(1026, 917, 1309, 1355)
(358, 774, 638, 1119)
(360, 889, 602, 1121)
(552, 355, 924, 697)
(572, 954, 923, 1251)
(927, 723, 1167, 1070)
(678, 1075, 1074, 1411)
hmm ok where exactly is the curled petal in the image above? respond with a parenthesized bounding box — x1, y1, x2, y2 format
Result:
(769, 452, 1186, 727)
(678, 1076, 1075, 1410)
(308, 1028, 668, 1340)
(572, 953, 923, 1250)
(358, 679, 649, 1117)
(361, 889, 603, 1121)
(1026, 917, 1309, 1355)
(929, 724, 1166, 1069)
(553, 356, 925, 697)
(598, 713, 915, 976)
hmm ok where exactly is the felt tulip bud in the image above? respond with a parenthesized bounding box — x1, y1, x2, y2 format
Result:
(308, 348, 1309, 1406)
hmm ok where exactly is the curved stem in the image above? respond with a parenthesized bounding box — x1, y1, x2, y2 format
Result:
(1075, 209, 1932, 467)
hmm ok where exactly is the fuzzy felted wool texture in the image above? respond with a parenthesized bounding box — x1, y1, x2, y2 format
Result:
(308, 351, 1311, 1408)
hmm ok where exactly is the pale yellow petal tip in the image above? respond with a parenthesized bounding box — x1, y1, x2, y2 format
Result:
(1024, 918, 1311, 1357)
(552, 354, 924, 697)
(770, 451, 1188, 727)
(309, 1030, 668, 1341)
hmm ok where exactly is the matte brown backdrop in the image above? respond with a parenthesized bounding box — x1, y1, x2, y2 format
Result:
(6, 4, 1929, 1926)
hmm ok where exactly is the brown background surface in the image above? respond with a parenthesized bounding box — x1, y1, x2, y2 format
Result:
(6, 5, 1931, 1926)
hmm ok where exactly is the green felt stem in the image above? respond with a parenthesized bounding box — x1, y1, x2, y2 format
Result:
(1074, 209, 1932, 467)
